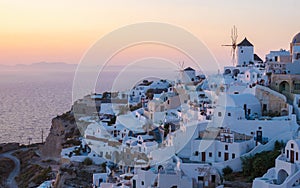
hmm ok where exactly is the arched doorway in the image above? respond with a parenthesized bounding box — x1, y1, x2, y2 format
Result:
(233, 69, 240, 77)
(281, 109, 288, 116)
(279, 81, 290, 93)
(277, 169, 288, 184)
(224, 69, 231, 75)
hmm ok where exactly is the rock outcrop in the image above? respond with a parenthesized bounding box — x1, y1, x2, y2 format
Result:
(40, 111, 80, 160)
(54, 162, 105, 188)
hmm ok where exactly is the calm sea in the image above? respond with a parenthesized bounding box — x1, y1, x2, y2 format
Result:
(0, 66, 178, 144)
(0, 71, 75, 144)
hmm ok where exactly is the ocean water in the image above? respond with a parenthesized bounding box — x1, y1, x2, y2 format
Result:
(0, 71, 74, 144)
(0, 67, 178, 144)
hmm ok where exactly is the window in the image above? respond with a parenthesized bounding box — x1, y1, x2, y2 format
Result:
(133, 180, 136, 188)
(232, 153, 235, 159)
(297, 152, 299, 161)
(218, 152, 221, 157)
(228, 113, 231, 117)
(292, 143, 294, 148)
(263, 104, 267, 112)
(198, 176, 204, 181)
(209, 152, 212, 157)
(225, 145, 228, 150)
(241, 50, 243, 53)
(294, 84, 300, 90)
(218, 112, 222, 117)
(287, 150, 289, 158)
(141, 181, 144, 186)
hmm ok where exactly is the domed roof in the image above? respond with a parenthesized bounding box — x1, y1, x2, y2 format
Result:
(292, 32, 300, 44)
(217, 93, 260, 108)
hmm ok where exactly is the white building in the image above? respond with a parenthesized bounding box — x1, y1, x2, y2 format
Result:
(131, 160, 221, 188)
(253, 139, 300, 188)
(293, 94, 300, 121)
(237, 38, 254, 66)
(266, 49, 291, 63)
(241, 68, 262, 84)
(182, 67, 197, 83)
(291, 32, 300, 62)
(93, 173, 108, 188)
(190, 127, 255, 163)
(213, 93, 262, 123)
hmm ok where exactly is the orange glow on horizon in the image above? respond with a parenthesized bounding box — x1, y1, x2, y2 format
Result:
(1, 0, 300, 69)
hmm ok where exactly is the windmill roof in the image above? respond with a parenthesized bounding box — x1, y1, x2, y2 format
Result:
(237, 38, 253, 47)
(184, 67, 195, 71)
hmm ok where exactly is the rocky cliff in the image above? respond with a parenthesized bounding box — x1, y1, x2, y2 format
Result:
(40, 111, 81, 160)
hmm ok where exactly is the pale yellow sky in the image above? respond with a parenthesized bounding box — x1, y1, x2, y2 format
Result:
(1, 0, 300, 68)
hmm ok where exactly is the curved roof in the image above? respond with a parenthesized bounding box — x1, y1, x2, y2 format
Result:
(237, 37, 253, 47)
(217, 93, 260, 108)
(287, 139, 300, 151)
(292, 32, 300, 44)
(184, 67, 195, 71)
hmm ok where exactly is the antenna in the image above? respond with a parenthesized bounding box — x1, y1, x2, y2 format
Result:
(222, 25, 238, 66)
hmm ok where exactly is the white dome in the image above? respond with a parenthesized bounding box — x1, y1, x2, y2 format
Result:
(292, 32, 300, 44)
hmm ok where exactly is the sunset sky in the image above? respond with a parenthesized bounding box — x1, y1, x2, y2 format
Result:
(1, 0, 300, 68)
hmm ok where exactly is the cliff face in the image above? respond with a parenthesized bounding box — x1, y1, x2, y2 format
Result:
(54, 162, 105, 188)
(41, 111, 80, 159)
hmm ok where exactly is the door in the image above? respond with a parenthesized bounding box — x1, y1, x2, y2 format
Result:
(224, 152, 229, 161)
(201, 152, 206, 162)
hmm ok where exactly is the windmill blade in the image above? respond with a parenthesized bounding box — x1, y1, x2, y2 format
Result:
(222, 25, 238, 66)
(231, 25, 238, 44)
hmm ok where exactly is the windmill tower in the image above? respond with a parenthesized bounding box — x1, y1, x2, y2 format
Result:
(222, 26, 238, 66)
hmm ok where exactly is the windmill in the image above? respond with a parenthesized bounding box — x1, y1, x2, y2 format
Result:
(222, 25, 238, 66)
(176, 61, 185, 84)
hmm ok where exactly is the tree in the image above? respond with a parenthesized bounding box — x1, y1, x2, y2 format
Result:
(222, 166, 234, 181)
(241, 149, 280, 180)
(222, 166, 233, 176)
(83, 157, 93, 166)
(274, 140, 285, 151)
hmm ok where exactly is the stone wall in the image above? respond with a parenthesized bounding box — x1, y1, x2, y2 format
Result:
(255, 85, 288, 116)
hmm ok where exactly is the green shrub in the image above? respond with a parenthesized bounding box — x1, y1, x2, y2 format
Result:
(83, 157, 93, 166)
(222, 166, 234, 181)
(241, 150, 280, 180)
(222, 166, 233, 176)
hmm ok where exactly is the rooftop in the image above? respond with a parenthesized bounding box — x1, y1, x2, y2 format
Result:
(237, 37, 253, 47)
